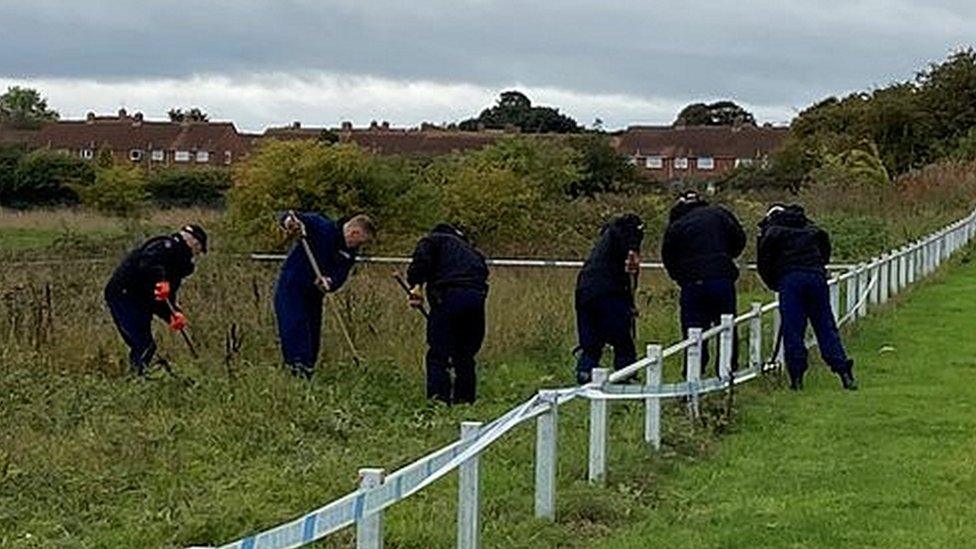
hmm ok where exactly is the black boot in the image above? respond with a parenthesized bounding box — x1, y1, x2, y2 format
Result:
(838, 360, 858, 391)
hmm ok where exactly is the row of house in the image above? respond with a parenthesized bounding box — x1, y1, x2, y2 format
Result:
(0, 111, 789, 180)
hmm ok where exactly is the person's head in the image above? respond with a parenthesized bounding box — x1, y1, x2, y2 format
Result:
(668, 190, 707, 222)
(179, 224, 208, 257)
(343, 214, 375, 249)
(675, 190, 704, 206)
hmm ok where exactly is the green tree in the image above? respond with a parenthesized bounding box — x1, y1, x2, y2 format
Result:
(458, 91, 581, 133)
(77, 166, 149, 217)
(167, 108, 209, 122)
(917, 48, 976, 151)
(146, 168, 232, 207)
(465, 136, 581, 199)
(565, 134, 639, 196)
(0, 86, 59, 129)
(674, 101, 755, 126)
(8, 149, 94, 206)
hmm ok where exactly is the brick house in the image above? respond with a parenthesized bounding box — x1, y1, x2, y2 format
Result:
(261, 121, 502, 156)
(31, 109, 252, 168)
(612, 124, 789, 180)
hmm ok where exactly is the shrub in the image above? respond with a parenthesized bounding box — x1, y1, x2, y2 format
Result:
(146, 168, 232, 207)
(7, 149, 94, 206)
(77, 166, 148, 217)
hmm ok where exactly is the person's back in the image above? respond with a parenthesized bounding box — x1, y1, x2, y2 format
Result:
(661, 199, 745, 285)
(408, 224, 488, 299)
(576, 214, 644, 306)
(757, 205, 830, 291)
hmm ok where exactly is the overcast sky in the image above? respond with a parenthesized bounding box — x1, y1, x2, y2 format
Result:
(1, 0, 972, 132)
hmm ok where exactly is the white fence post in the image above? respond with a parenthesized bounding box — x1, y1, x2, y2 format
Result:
(908, 244, 917, 285)
(588, 368, 610, 485)
(829, 280, 840, 321)
(771, 305, 784, 364)
(357, 468, 386, 549)
(458, 421, 482, 549)
(644, 344, 663, 451)
(869, 262, 881, 306)
(858, 266, 869, 317)
(534, 390, 558, 520)
(749, 302, 762, 370)
(845, 270, 857, 318)
(719, 314, 734, 381)
(879, 257, 889, 304)
(686, 328, 703, 418)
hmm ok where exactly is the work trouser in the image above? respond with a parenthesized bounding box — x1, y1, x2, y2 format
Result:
(679, 278, 739, 375)
(779, 270, 852, 381)
(426, 287, 486, 404)
(575, 294, 637, 381)
(274, 282, 324, 379)
(106, 292, 157, 375)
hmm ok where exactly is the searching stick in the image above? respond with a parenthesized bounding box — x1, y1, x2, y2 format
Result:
(393, 272, 430, 319)
(298, 235, 364, 367)
(163, 299, 198, 359)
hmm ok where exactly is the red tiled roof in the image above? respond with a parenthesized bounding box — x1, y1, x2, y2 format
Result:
(0, 126, 38, 145)
(614, 125, 788, 158)
(31, 116, 250, 155)
(261, 127, 500, 155)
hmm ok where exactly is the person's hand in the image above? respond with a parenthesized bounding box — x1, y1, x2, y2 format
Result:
(284, 213, 306, 236)
(625, 251, 641, 274)
(408, 286, 425, 309)
(315, 276, 333, 292)
(169, 311, 187, 332)
(154, 281, 171, 302)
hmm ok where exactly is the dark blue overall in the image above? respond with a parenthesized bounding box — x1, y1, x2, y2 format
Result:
(274, 213, 355, 378)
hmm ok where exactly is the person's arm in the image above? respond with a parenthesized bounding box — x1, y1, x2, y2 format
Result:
(407, 237, 436, 288)
(725, 209, 747, 258)
(816, 228, 832, 265)
(756, 230, 778, 290)
(660, 225, 679, 280)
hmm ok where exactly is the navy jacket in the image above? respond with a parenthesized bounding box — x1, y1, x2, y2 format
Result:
(757, 206, 831, 291)
(661, 202, 745, 286)
(407, 224, 489, 302)
(575, 214, 645, 306)
(277, 213, 357, 294)
(105, 234, 195, 320)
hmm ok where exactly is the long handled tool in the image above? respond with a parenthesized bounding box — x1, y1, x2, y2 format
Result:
(298, 234, 363, 367)
(393, 272, 430, 320)
(163, 299, 198, 359)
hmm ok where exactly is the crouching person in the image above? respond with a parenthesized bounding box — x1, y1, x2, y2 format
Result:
(757, 204, 857, 391)
(274, 211, 374, 379)
(575, 214, 644, 385)
(406, 224, 489, 405)
(104, 225, 207, 375)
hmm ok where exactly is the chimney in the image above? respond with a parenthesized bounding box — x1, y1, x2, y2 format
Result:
(381, 121, 390, 130)
(133, 112, 143, 126)
(369, 120, 379, 130)
(341, 121, 353, 132)
(86, 112, 96, 124)
(118, 108, 128, 119)
(291, 121, 301, 129)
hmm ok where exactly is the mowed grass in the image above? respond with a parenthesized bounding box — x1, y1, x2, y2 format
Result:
(600, 252, 976, 548)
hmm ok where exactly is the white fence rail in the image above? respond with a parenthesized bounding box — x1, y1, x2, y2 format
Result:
(210, 210, 976, 549)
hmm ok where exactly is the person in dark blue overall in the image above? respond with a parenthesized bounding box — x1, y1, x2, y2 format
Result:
(406, 224, 489, 404)
(661, 191, 746, 375)
(575, 214, 645, 384)
(274, 212, 374, 379)
(104, 225, 208, 375)
(758, 204, 857, 391)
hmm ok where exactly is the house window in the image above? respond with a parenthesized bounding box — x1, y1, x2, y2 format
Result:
(81, 149, 94, 160)
(151, 150, 165, 162)
(129, 149, 143, 162)
(196, 151, 210, 163)
(735, 158, 754, 168)
(645, 156, 664, 169)
(224, 151, 232, 165)
(175, 151, 191, 162)
(698, 156, 715, 170)
(674, 157, 688, 169)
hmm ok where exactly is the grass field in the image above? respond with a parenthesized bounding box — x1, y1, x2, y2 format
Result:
(600, 251, 976, 548)
(0, 208, 973, 548)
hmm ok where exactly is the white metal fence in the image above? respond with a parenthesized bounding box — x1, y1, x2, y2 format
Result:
(209, 210, 976, 549)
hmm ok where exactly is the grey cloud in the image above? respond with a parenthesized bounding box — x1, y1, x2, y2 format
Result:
(1, 0, 973, 119)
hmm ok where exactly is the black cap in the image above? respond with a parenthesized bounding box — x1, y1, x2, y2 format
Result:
(182, 224, 208, 253)
(676, 190, 702, 204)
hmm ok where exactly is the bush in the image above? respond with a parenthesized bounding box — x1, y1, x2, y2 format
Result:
(565, 134, 640, 197)
(0, 143, 28, 203)
(6, 149, 94, 206)
(77, 166, 148, 217)
(227, 140, 424, 247)
(146, 168, 232, 207)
